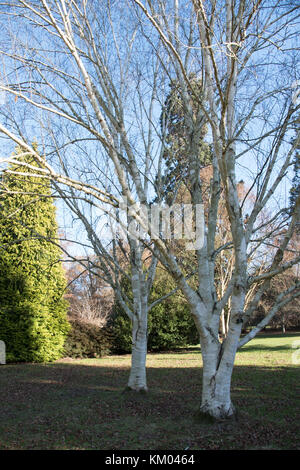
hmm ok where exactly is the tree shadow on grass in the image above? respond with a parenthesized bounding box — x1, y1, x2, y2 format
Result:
(238, 344, 293, 352)
(0, 360, 299, 450)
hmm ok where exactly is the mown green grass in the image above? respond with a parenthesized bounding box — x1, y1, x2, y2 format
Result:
(0, 333, 299, 450)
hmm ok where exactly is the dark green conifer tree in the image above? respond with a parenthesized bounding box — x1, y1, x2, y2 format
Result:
(0, 146, 69, 362)
(110, 266, 198, 353)
(158, 76, 212, 203)
(289, 114, 300, 227)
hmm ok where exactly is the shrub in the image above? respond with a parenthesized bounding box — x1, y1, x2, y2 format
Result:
(63, 319, 113, 358)
(110, 267, 199, 353)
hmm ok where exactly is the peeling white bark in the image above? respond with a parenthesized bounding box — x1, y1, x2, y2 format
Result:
(200, 371, 235, 420)
(199, 323, 240, 419)
(127, 314, 148, 392)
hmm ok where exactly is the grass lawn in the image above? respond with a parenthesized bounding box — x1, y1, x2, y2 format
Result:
(0, 333, 299, 450)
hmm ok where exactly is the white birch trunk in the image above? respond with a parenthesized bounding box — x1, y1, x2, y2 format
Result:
(199, 324, 241, 420)
(127, 308, 148, 392)
(200, 278, 245, 419)
(198, 330, 233, 420)
(200, 367, 235, 419)
(192, 288, 244, 420)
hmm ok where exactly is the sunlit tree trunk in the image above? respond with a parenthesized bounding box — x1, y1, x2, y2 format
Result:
(126, 239, 149, 392)
(127, 308, 148, 392)
(196, 308, 243, 419)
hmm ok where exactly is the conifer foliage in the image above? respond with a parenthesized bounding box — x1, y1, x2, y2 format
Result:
(0, 147, 69, 362)
(158, 76, 212, 202)
(289, 114, 300, 227)
(110, 267, 198, 353)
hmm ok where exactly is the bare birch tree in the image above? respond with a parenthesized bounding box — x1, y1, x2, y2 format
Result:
(0, 0, 169, 392)
(130, 0, 300, 419)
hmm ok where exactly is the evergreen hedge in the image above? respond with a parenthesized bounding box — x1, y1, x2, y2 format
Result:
(0, 147, 70, 362)
(63, 319, 113, 358)
(110, 268, 199, 353)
